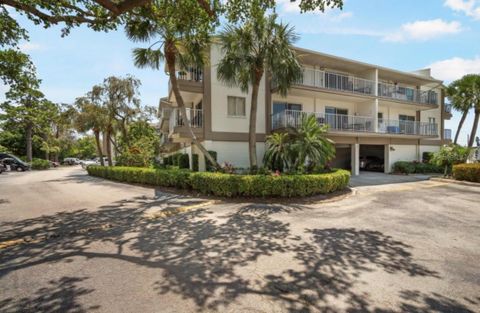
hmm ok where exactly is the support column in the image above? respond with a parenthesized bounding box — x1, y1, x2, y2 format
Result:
(351, 143, 360, 176)
(384, 144, 391, 173)
(373, 98, 379, 133)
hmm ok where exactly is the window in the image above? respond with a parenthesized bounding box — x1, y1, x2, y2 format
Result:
(273, 102, 302, 115)
(227, 96, 246, 117)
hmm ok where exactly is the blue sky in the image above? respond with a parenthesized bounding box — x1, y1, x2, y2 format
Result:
(2, 0, 480, 144)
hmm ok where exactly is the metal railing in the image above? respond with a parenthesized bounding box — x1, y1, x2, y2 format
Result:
(378, 82, 438, 105)
(444, 103, 452, 113)
(378, 119, 438, 136)
(295, 68, 375, 96)
(177, 67, 203, 82)
(271, 110, 374, 132)
(444, 128, 452, 140)
(170, 108, 203, 129)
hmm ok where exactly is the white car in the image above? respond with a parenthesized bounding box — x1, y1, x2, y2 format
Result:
(80, 159, 98, 169)
(63, 158, 80, 165)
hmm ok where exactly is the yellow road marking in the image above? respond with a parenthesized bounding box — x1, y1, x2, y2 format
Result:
(144, 200, 219, 219)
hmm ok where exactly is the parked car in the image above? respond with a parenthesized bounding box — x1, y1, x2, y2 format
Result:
(63, 157, 80, 165)
(360, 156, 384, 172)
(80, 159, 97, 169)
(0, 157, 31, 171)
(0, 162, 5, 174)
(49, 161, 60, 168)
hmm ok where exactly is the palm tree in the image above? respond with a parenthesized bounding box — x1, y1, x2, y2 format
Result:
(217, 13, 302, 170)
(464, 75, 480, 147)
(124, 2, 219, 170)
(290, 114, 335, 172)
(447, 77, 473, 144)
(264, 132, 292, 171)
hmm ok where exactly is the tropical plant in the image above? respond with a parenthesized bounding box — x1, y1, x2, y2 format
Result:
(217, 13, 302, 169)
(124, 0, 220, 170)
(264, 114, 335, 173)
(431, 144, 472, 177)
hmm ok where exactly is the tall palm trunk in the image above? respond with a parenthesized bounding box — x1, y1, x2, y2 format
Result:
(248, 69, 263, 169)
(26, 122, 33, 162)
(94, 130, 105, 166)
(164, 42, 220, 170)
(468, 107, 480, 147)
(106, 127, 113, 166)
(454, 110, 468, 144)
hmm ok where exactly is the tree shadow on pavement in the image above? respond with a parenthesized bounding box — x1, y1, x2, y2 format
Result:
(0, 196, 475, 312)
(0, 276, 98, 313)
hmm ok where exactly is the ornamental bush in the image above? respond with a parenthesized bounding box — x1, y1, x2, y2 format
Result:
(178, 154, 190, 169)
(392, 161, 442, 174)
(453, 163, 480, 183)
(86, 166, 350, 197)
(31, 158, 50, 170)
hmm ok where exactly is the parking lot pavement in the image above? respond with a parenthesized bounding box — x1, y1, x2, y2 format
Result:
(0, 167, 479, 313)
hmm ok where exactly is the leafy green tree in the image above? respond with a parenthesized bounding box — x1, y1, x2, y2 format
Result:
(75, 136, 98, 159)
(74, 88, 108, 166)
(431, 144, 472, 176)
(217, 13, 303, 169)
(116, 120, 161, 167)
(263, 132, 291, 171)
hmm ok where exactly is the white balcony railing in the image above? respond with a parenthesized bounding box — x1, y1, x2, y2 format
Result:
(444, 128, 452, 140)
(272, 110, 375, 132)
(167, 108, 203, 135)
(177, 67, 203, 82)
(272, 110, 438, 136)
(378, 82, 438, 105)
(378, 119, 438, 136)
(295, 68, 375, 96)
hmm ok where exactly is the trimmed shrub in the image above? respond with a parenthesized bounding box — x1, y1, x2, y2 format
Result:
(393, 161, 442, 174)
(393, 161, 415, 174)
(205, 150, 217, 172)
(178, 154, 190, 169)
(86, 166, 350, 197)
(31, 158, 50, 170)
(453, 163, 480, 183)
(422, 152, 434, 163)
(171, 153, 182, 166)
(192, 154, 199, 172)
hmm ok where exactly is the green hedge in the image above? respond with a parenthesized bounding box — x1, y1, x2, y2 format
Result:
(178, 154, 190, 169)
(393, 161, 443, 174)
(87, 166, 350, 197)
(192, 154, 199, 172)
(453, 163, 480, 183)
(31, 158, 50, 170)
(205, 150, 217, 172)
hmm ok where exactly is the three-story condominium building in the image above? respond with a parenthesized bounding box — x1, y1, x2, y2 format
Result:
(159, 44, 452, 175)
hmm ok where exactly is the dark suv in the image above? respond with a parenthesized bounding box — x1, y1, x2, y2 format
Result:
(0, 153, 31, 171)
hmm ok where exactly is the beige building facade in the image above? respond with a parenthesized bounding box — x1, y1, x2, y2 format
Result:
(159, 44, 452, 175)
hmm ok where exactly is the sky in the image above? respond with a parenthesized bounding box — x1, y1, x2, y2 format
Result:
(2, 0, 480, 145)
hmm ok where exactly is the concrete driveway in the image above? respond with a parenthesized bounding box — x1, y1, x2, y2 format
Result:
(0, 167, 479, 312)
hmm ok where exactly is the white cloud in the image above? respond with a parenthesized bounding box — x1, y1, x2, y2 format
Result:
(276, 0, 353, 20)
(428, 56, 480, 81)
(444, 0, 480, 19)
(383, 19, 462, 42)
(19, 42, 44, 52)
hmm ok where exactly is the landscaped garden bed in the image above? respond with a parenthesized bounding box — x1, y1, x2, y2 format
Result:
(86, 166, 350, 197)
(453, 163, 480, 183)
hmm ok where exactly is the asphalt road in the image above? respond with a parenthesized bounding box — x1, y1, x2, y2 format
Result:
(0, 167, 479, 313)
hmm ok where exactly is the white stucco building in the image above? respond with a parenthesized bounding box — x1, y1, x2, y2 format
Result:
(159, 44, 452, 175)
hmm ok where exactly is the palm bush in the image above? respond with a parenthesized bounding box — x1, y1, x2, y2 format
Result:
(264, 114, 335, 173)
(431, 144, 472, 176)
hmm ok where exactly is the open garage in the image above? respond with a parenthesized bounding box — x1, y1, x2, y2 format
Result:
(360, 144, 385, 172)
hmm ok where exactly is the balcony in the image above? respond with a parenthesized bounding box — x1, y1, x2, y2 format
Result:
(170, 108, 203, 129)
(272, 110, 438, 137)
(272, 110, 374, 133)
(169, 67, 203, 95)
(177, 67, 203, 82)
(444, 128, 452, 140)
(292, 68, 375, 96)
(378, 119, 438, 136)
(378, 82, 438, 106)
